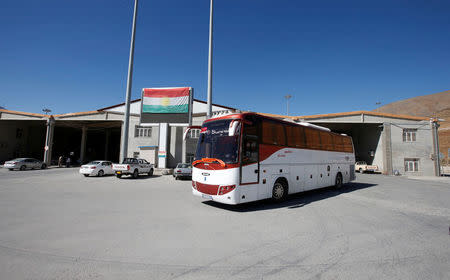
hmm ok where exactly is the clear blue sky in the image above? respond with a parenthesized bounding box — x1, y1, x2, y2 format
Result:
(1, 0, 449, 115)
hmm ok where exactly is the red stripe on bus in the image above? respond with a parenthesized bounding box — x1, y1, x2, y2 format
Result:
(143, 88, 190, 98)
(259, 144, 284, 162)
(195, 182, 219, 195)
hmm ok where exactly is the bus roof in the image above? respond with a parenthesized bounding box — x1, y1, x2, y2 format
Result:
(204, 112, 338, 134)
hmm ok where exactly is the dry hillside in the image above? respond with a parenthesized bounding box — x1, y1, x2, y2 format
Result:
(374, 90, 450, 161)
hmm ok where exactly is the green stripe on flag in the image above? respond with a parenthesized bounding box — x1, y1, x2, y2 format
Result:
(142, 104, 189, 113)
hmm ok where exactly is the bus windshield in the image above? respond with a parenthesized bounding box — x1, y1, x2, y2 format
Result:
(195, 119, 240, 164)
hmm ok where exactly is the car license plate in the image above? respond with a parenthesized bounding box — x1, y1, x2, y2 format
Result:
(202, 194, 213, 200)
(116, 171, 121, 174)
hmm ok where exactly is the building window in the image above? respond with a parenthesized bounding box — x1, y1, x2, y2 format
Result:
(190, 129, 200, 139)
(404, 158, 419, 172)
(403, 129, 417, 142)
(135, 126, 152, 138)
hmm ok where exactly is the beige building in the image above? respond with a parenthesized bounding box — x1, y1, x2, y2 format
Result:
(0, 103, 441, 175)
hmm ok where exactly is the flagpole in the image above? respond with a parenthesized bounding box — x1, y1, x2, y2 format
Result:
(206, 0, 214, 119)
(121, 0, 138, 162)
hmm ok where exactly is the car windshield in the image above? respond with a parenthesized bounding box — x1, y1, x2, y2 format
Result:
(195, 119, 240, 164)
(87, 161, 101, 165)
(11, 158, 26, 162)
(177, 163, 190, 168)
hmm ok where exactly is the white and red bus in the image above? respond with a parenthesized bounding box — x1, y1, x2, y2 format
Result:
(189, 112, 355, 205)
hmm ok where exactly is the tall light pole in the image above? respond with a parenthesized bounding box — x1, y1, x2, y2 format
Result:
(206, 0, 214, 118)
(121, 0, 138, 161)
(284, 94, 292, 116)
(42, 108, 51, 115)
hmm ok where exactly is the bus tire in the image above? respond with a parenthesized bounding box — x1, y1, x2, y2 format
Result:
(334, 172, 343, 189)
(272, 179, 288, 202)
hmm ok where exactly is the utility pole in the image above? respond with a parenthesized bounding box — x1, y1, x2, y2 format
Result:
(121, 0, 138, 162)
(284, 94, 292, 116)
(206, 0, 214, 119)
(431, 118, 441, 176)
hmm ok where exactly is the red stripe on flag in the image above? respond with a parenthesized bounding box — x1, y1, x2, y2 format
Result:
(143, 88, 190, 98)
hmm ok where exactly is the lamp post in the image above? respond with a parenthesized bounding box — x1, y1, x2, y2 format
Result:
(42, 108, 51, 115)
(284, 94, 292, 116)
(121, 0, 138, 162)
(206, 0, 214, 119)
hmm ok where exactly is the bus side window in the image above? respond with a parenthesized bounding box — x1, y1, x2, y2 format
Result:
(262, 121, 286, 146)
(305, 128, 321, 150)
(286, 125, 306, 148)
(320, 131, 334, 151)
(343, 137, 353, 153)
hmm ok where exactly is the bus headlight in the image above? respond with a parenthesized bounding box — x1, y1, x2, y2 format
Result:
(218, 185, 236, 195)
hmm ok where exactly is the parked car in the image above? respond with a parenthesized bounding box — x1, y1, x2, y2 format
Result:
(355, 161, 379, 173)
(3, 158, 47, 171)
(173, 163, 192, 180)
(79, 161, 114, 177)
(112, 158, 154, 178)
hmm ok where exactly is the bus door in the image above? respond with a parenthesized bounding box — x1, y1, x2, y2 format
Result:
(240, 121, 259, 185)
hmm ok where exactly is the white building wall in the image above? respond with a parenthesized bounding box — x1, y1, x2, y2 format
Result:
(390, 123, 434, 176)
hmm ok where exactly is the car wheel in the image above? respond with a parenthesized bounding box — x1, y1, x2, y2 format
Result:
(98, 170, 104, 177)
(116, 174, 122, 178)
(84, 174, 89, 177)
(272, 179, 288, 202)
(20, 165, 26, 171)
(148, 169, 153, 177)
(334, 172, 343, 189)
(175, 176, 178, 180)
(41, 163, 47, 169)
(8, 168, 13, 171)
(132, 169, 139, 179)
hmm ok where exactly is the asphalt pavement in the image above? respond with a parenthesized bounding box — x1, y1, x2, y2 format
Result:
(0, 167, 449, 280)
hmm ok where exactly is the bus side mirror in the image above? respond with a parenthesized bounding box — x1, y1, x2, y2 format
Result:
(183, 128, 190, 141)
(229, 120, 240, 137)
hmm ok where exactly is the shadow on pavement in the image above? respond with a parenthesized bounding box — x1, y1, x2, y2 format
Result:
(203, 182, 377, 212)
(116, 175, 162, 180)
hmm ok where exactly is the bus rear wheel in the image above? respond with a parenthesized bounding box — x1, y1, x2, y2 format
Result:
(272, 180, 287, 202)
(334, 173, 343, 189)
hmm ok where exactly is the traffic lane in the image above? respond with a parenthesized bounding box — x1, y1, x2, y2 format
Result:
(0, 171, 448, 279)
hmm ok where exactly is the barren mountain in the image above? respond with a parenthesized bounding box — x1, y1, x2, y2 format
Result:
(374, 90, 450, 160)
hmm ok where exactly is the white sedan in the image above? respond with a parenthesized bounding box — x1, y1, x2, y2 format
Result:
(4, 158, 47, 171)
(173, 163, 192, 180)
(79, 161, 114, 177)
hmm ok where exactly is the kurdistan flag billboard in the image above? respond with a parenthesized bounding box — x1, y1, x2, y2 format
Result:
(140, 87, 192, 124)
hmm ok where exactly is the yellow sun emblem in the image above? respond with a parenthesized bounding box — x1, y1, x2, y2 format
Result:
(161, 97, 170, 106)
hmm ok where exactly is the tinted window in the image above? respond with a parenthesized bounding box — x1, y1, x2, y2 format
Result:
(262, 121, 286, 146)
(305, 128, 321, 150)
(320, 131, 334, 151)
(342, 137, 353, 153)
(286, 125, 306, 148)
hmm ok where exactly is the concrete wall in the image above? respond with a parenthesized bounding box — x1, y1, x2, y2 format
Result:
(125, 116, 159, 159)
(390, 122, 434, 176)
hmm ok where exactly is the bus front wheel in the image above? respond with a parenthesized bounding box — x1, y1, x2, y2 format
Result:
(272, 180, 287, 202)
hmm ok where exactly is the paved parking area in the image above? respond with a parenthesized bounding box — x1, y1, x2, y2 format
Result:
(0, 168, 449, 280)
